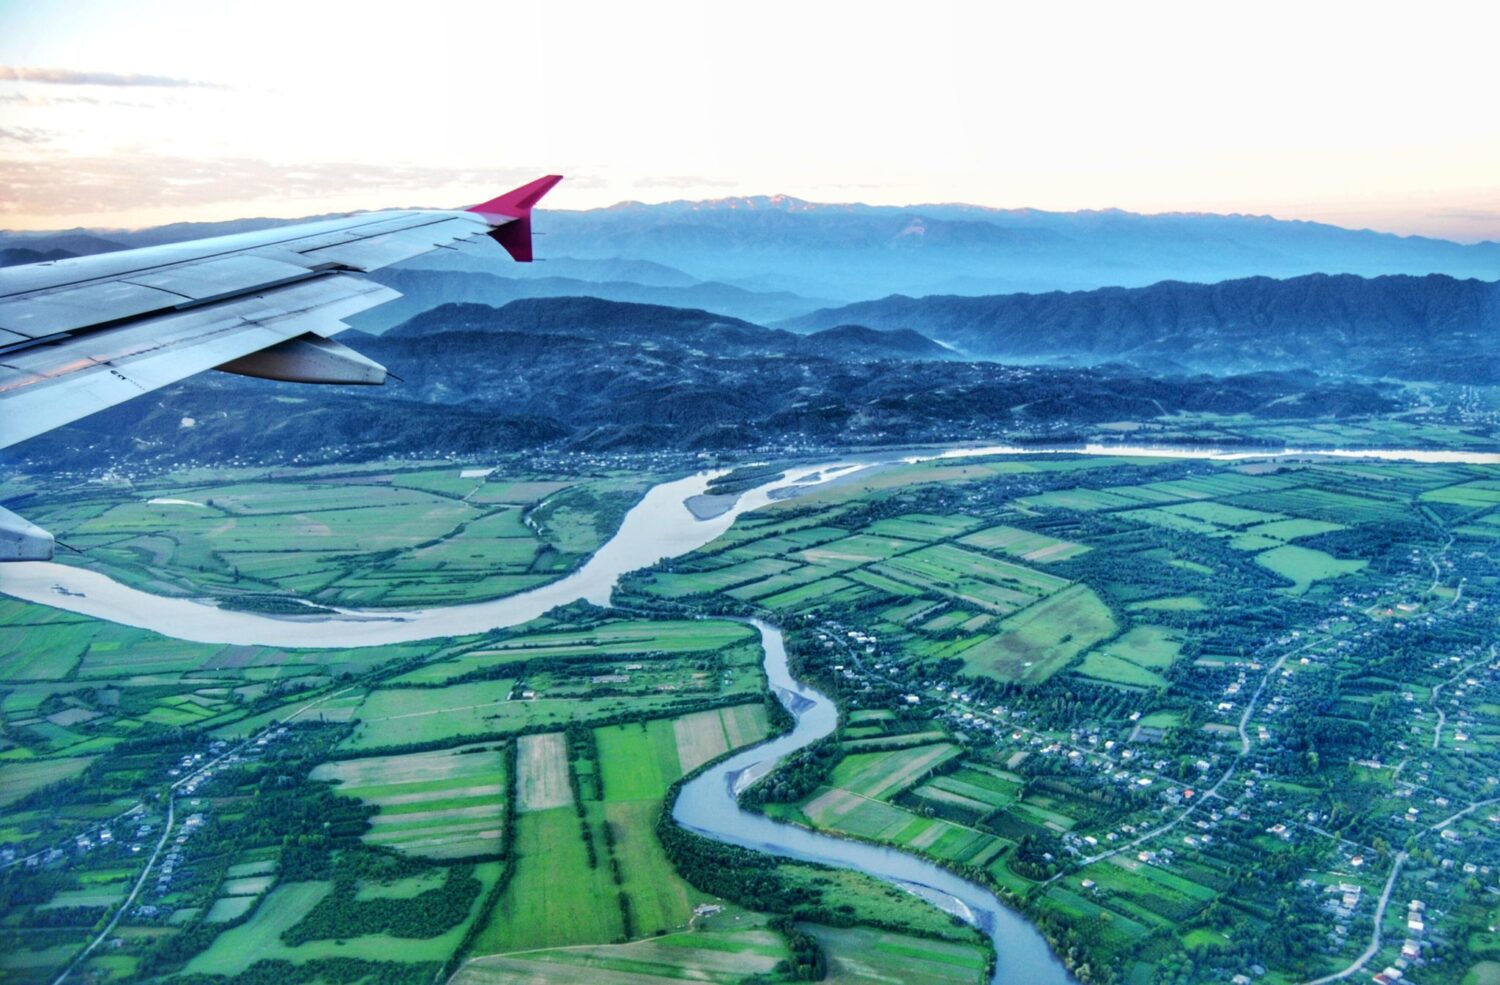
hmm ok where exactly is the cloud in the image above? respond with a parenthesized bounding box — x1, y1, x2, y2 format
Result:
(1427, 208, 1500, 223)
(0, 154, 557, 217)
(0, 126, 52, 145)
(0, 66, 223, 88)
(634, 174, 739, 190)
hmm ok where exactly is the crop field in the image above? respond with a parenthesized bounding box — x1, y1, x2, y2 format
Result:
(341, 620, 765, 749)
(673, 704, 770, 773)
(311, 742, 507, 857)
(25, 463, 652, 608)
(794, 533, 925, 568)
(516, 733, 573, 811)
(454, 915, 789, 985)
(480, 805, 626, 950)
(827, 743, 962, 800)
(645, 557, 798, 597)
(186, 864, 504, 974)
(808, 924, 989, 985)
(477, 701, 771, 954)
(1256, 544, 1367, 594)
(475, 618, 754, 659)
(959, 523, 1091, 562)
(914, 766, 1023, 814)
(786, 731, 1011, 869)
(0, 756, 95, 807)
(956, 584, 1117, 682)
(1074, 625, 1182, 688)
(865, 513, 985, 541)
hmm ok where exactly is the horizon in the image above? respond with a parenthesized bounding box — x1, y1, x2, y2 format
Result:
(2, 1, 1498, 240)
(7, 191, 1499, 249)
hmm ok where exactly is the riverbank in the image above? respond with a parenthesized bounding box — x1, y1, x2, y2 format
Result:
(671, 619, 1075, 985)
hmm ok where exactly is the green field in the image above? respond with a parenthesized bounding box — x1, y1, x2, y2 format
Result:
(477, 805, 625, 950)
(454, 914, 788, 985)
(959, 523, 1090, 563)
(1256, 544, 1367, 594)
(311, 742, 507, 858)
(957, 584, 1118, 682)
(1075, 625, 1181, 688)
(185, 865, 502, 973)
(809, 924, 989, 985)
(476, 702, 769, 953)
(32, 467, 652, 609)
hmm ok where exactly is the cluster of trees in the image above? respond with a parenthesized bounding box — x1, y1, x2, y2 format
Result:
(282, 857, 482, 945)
(770, 916, 827, 980)
(656, 802, 822, 914)
(741, 738, 841, 807)
(174, 956, 439, 985)
(705, 464, 787, 497)
(1009, 832, 1065, 881)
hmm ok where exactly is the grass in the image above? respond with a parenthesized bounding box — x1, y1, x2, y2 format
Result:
(1256, 544, 1367, 595)
(807, 924, 988, 985)
(1106, 626, 1179, 666)
(0, 757, 95, 807)
(957, 584, 1118, 683)
(476, 806, 624, 951)
(312, 742, 506, 858)
(454, 916, 788, 984)
(1128, 595, 1205, 612)
(827, 743, 962, 800)
(1465, 961, 1500, 985)
(959, 523, 1090, 563)
(1075, 654, 1169, 688)
(516, 733, 573, 812)
(187, 866, 504, 972)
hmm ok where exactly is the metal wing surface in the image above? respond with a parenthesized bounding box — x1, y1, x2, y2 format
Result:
(0, 174, 563, 559)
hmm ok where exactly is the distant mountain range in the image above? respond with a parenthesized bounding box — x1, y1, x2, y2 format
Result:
(536, 195, 1500, 299)
(387, 298, 954, 361)
(783, 273, 1500, 383)
(353, 268, 830, 330)
(5, 296, 1398, 468)
(6, 194, 1497, 303)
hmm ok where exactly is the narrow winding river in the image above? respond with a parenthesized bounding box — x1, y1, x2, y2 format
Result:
(5, 444, 1496, 981)
(675, 619, 1073, 983)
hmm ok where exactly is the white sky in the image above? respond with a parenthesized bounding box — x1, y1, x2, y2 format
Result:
(1, 0, 1497, 239)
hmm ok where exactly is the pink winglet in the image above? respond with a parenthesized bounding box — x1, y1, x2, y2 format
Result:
(467, 174, 564, 262)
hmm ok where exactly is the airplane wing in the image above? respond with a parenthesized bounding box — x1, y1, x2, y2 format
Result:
(0, 174, 563, 561)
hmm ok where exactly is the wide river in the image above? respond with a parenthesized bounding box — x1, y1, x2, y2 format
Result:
(5, 443, 1498, 981)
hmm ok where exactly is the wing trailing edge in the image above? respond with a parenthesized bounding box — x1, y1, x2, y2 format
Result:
(0, 172, 565, 561)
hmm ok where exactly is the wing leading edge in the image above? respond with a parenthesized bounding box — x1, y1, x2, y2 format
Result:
(0, 174, 563, 561)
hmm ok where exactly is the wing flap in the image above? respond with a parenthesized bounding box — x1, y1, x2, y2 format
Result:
(299, 216, 489, 271)
(122, 255, 314, 302)
(0, 274, 397, 449)
(0, 281, 188, 339)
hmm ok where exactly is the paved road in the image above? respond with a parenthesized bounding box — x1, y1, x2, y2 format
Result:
(1430, 645, 1494, 750)
(51, 796, 176, 985)
(1053, 635, 1326, 878)
(1427, 796, 1500, 833)
(1302, 851, 1407, 985)
(49, 684, 358, 984)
